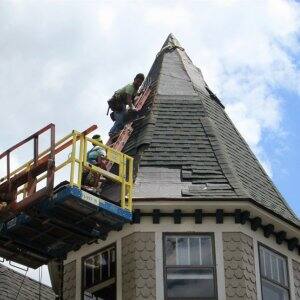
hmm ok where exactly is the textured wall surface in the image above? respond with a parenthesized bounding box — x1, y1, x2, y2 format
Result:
(48, 260, 62, 296)
(223, 232, 257, 299)
(122, 232, 156, 300)
(63, 260, 76, 300)
(293, 260, 300, 300)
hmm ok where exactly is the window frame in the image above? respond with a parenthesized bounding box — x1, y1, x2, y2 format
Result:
(81, 243, 117, 300)
(258, 242, 290, 300)
(163, 232, 218, 300)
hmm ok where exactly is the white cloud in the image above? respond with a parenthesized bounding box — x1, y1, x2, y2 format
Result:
(0, 152, 20, 179)
(42, 60, 72, 91)
(144, 3, 192, 29)
(97, 4, 117, 35)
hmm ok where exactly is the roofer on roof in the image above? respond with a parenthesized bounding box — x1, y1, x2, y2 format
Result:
(108, 73, 145, 137)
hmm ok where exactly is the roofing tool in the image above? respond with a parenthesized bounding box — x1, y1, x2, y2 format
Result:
(105, 86, 151, 171)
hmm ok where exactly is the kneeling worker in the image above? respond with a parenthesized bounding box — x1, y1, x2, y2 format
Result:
(108, 73, 145, 137)
(82, 134, 106, 188)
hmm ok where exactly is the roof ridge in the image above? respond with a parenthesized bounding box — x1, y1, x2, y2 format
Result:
(172, 46, 249, 199)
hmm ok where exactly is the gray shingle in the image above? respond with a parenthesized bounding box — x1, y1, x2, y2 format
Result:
(0, 264, 55, 299)
(124, 34, 299, 227)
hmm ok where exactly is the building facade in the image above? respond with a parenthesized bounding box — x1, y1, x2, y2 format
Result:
(50, 34, 300, 300)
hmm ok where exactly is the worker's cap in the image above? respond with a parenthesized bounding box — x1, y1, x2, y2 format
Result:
(134, 73, 145, 81)
(92, 134, 103, 143)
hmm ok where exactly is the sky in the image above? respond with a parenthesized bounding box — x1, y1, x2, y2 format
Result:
(0, 0, 300, 288)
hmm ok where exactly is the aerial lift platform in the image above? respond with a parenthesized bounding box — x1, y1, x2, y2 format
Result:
(0, 87, 151, 269)
(0, 124, 134, 269)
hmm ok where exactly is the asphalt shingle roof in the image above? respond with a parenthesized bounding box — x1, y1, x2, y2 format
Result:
(124, 34, 299, 227)
(0, 264, 55, 300)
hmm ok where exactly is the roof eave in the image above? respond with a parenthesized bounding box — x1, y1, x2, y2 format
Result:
(133, 196, 300, 230)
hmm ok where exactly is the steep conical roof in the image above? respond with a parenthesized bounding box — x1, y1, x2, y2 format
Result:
(124, 34, 299, 227)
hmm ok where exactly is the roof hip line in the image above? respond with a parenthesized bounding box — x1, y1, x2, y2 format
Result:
(173, 46, 249, 199)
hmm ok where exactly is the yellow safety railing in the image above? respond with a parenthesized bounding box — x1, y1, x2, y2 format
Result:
(68, 131, 134, 211)
(77, 132, 133, 211)
(3, 130, 133, 212)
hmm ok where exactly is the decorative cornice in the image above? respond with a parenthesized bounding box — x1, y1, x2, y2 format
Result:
(132, 208, 300, 256)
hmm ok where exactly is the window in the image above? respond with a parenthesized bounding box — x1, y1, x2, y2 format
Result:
(259, 245, 290, 300)
(164, 234, 217, 299)
(82, 245, 116, 300)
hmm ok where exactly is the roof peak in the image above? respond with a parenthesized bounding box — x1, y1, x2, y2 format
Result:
(160, 33, 184, 52)
(122, 35, 299, 226)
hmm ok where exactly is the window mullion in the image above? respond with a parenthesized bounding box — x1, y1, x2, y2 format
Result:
(263, 248, 266, 277)
(108, 250, 110, 278)
(92, 257, 95, 286)
(276, 257, 280, 283)
(188, 237, 190, 265)
(176, 237, 178, 265)
(100, 254, 102, 282)
(270, 253, 274, 280)
(199, 237, 202, 265)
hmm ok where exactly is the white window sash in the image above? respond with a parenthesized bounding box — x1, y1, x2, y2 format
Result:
(167, 274, 214, 280)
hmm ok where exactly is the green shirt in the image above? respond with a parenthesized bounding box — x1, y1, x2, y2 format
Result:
(114, 83, 138, 104)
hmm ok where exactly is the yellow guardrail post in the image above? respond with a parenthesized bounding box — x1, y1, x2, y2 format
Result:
(83, 135, 87, 169)
(119, 155, 126, 209)
(127, 156, 133, 211)
(77, 133, 84, 188)
(124, 156, 129, 210)
(70, 132, 77, 187)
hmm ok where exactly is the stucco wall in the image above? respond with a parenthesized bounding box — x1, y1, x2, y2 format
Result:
(223, 232, 257, 299)
(122, 232, 156, 300)
(63, 260, 76, 300)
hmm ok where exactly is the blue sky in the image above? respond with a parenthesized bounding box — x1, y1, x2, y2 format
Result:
(264, 87, 300, 216)
(0, 0, 300, 285)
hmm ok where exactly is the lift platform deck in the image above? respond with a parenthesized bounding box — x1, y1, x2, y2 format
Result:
(0, 124, 133, 268)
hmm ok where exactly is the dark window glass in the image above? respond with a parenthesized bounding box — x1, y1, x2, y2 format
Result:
(110, 248, 116, 277)
(177, 237, 189, 265)
(166, 237, 177, 265)
(101, 251, 109, 281)
(85, 258, 94, 288)
(94, 255, 100, 284)
(164, 234, 216, 299)
(83, 245, 116, 300)
(201, 236, 213, 265)
(166, 268, 215, 298)
(265, 251, 272, 279)
(262, 279, 289, 300)
(259, 245, 289, 300)
(278, 259, 286, 285)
